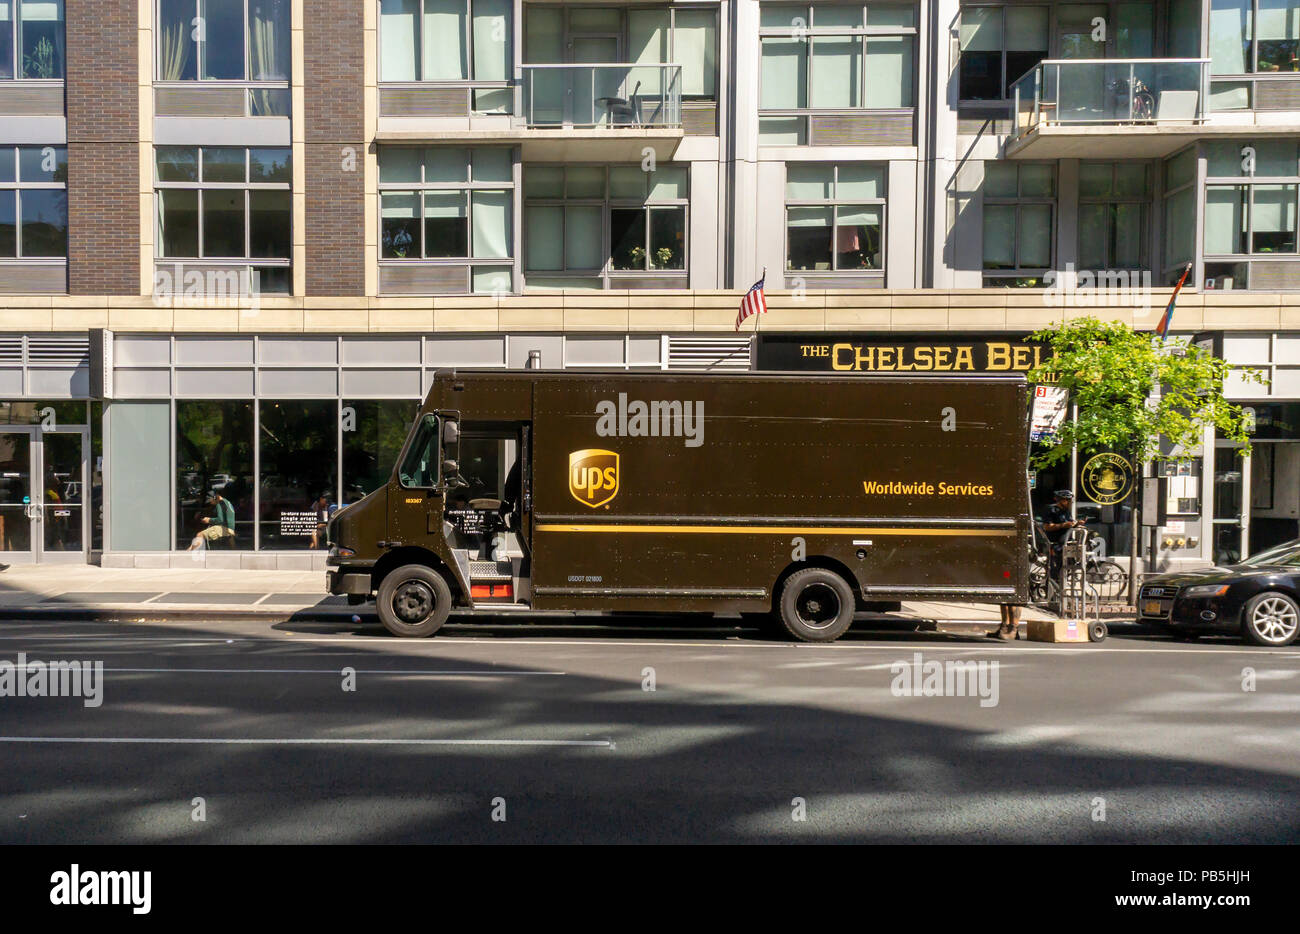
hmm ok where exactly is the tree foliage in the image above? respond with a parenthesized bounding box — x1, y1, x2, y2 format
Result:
(1025, 318, 1266, 469)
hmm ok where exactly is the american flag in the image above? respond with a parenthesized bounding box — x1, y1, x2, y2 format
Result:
(735, 272, 768, 331)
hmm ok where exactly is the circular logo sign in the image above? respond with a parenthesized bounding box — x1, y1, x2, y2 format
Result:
(1080, 452, 1133, 505)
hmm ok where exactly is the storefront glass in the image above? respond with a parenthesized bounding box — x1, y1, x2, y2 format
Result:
(342, 400, 419, 504)
(258, 400, 337, 550)
(176, 401, 255, 549)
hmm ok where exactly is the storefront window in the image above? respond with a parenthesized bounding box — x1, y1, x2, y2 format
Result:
(342, 400, 419, 503)
(258, 400, 336, 550)
(176, 400, 254, 549)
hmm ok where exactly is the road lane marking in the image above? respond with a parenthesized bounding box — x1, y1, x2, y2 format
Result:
(0, 736, 611, 748)
(0, 666, 567, 676)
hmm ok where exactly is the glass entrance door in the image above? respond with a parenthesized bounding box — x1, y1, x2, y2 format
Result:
(1213, 440, 1250, 565)
(0, 426, 88, 563)
(0, 429, 34, 561)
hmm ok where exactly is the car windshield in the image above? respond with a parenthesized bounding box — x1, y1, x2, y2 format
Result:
(1240, 540, 1300, 567)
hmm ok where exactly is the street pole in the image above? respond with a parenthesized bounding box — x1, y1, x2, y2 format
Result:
(1129, 482, 1140, 604)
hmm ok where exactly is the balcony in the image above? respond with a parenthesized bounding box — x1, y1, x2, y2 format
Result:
(1007, 58, 1210, 159)
(516, 63, 683, 161)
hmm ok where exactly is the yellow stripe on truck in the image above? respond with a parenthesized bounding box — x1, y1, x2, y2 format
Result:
(535, 524, 1015, 536)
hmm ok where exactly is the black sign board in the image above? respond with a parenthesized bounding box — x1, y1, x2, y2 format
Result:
(757, 334, 1050, 376)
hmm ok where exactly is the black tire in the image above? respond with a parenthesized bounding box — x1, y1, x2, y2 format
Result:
(1088, 621, 1107, 642)
(346, 593, 368, 606)
(1241, 591, 1300, 647)
(778, 568, 855, 643)
(376, 564, 452, 638)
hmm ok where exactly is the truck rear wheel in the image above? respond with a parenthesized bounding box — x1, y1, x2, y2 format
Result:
(376, 564, 452, 638)
(778, 568, 855, 643)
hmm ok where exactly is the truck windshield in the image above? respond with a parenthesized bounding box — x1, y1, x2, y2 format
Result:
(398, 415, 439, 488)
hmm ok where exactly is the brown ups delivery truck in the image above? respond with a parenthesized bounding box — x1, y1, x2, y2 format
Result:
(326, 369, 1030, 642)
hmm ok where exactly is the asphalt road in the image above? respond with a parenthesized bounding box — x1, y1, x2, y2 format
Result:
(1, 615, 1298, 844)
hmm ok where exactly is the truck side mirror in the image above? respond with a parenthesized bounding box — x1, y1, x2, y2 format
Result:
(443, 420, 459, 443)
(442, 459, 459, 475)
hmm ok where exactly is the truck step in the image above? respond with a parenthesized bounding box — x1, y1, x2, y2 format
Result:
(468, 560, 513, 581)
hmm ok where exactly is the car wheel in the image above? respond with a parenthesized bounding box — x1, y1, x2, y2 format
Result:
(376, 564, 452, 638)
(778, 568, 855, 643)
(1242, 592, 1300, 647)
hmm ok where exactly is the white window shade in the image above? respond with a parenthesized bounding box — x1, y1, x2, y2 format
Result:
(761, 38, 807, 108)
(810, 37, 860, 107)
(960, 7, 1002, 52)
(1007, 7, 1048, 51)
(1204, 186, 1245, 253)
(380, 0, 420, 81)
(526, 206, 563, 270)
(983, 204, 1017, 267)
(1257, 0, 1299, 39)
(837, 165, 885, 199)
(786, 165, 834, 199)
(865, 37, 911, 107)
(674, 9, 717, 97)
(1018, 205, 1052, 267)
(1252, 184, 1297, 233)
(471, 190, 510, 258)
(1210, 0, 1253, 74)
(565, 205, 602, 269)
(472, 0, 510, 81)
(21, 0, 59, 20)
(628, 9, 668, 95)
(424, 0, 467, 80)
(787, 206, 832, 227)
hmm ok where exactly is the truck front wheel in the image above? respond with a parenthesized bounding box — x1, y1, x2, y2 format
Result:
(778, 568, 855, 643)
(376, 564, 452, 638)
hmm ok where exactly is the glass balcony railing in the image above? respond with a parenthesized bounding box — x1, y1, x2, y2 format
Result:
(1011, 59, 1210, 137)
(520, 63, 682, 129)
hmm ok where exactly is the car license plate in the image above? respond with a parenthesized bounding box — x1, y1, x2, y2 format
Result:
(1143, 600, 1162, 615)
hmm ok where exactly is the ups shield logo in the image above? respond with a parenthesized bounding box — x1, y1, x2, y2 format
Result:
(569, 449, 619, 508)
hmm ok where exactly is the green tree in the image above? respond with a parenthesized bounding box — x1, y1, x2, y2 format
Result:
(1025, 318, 1266, 470)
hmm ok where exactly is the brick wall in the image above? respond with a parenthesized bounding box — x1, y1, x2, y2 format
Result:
(65, 0, 139, 295)
(304, 0, 366, 296)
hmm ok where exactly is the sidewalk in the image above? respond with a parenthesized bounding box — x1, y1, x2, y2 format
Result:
(0, 563, 1067, 627)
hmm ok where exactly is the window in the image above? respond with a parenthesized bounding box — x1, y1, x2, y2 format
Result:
(1210, 0, 1300, 74)
(1205, 140, 1300, 256)
(0, 1, 64, 80)
(155, 145, 292, 293)
(1162, 147, 1196, 277)
(523, 164, 688, 288)
(379, 147, 514, 293)
(176, 400, 254, 549)
(259, 400, 337, 549)
(1078, 162, 1151, 271)
(758, 3, 917, 141)
(158, 0, 290, 113)
(398, 414, 439, 489)
(784, 163, 885, 275)
(958, 5, 1048, 101)
(343, 400, 419, 502)
(523, 5, 719, 99)
(381, 0, 512, 110)
(0, 145, 67, 259)
(983, 162, 1054, 285)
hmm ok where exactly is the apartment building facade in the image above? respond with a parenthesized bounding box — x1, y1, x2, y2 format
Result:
(0, 0, 1298, 571)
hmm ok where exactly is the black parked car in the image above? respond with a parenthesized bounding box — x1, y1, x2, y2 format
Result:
(1138, 539, 1300, 646)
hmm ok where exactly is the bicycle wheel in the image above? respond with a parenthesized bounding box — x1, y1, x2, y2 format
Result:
(1087, 560, 1128, 601)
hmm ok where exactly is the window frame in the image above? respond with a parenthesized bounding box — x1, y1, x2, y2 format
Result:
(0, 144, 68, 260)
(782, 162, 887, 277)
(520, 4, 721, 102)
(982, 161, 1057, 283)
(1, 0, 66, 81)
(957, 3, 1051, 104)
(757, 3, 919, 114)
(1210, 0, 1300, 76)
(1077, 161, 1153, 272)
(397, 413, 441, 490)
(153, 145, 293, 290)
(522, 163, 690, 288)
(377, 146, 516, 293)
(1203, 139, 1300, 259)
(379, 0, 516, 86)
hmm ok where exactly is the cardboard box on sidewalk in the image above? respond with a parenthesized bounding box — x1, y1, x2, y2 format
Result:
(1026, 618, 1091, 643)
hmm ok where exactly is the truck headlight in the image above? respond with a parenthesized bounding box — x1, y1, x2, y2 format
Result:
(330, 545, 355, 557)
(1182, 584, 1229, 599)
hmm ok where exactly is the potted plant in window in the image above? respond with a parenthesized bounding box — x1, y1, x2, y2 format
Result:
(24, 37, 57, 80)
(653, 246, 674, 268)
